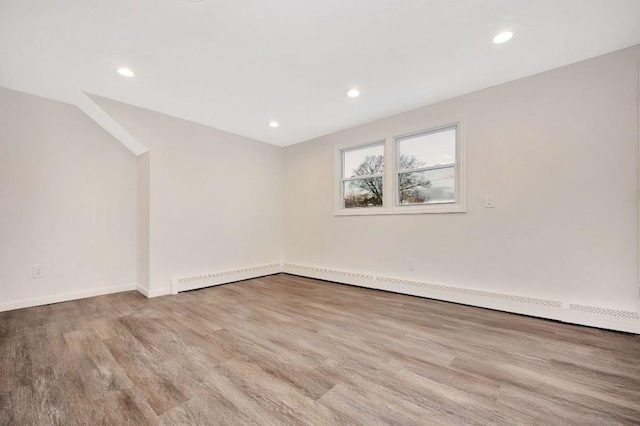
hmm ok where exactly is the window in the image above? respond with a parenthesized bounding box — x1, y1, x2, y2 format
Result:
(340, 141, 385, 209)
(396, 125, 457, 206)
(335, 123, 464, 215)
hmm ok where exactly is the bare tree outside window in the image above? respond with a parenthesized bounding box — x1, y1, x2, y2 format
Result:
(344, 154, 431, 207)
(344, 155, 383, 208)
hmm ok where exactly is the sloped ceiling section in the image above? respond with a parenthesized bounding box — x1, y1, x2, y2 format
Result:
(1, 0, 640, 149)
(75, 92, 148, 155)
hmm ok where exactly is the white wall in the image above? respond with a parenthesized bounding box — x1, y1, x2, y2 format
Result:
(137, 151, 150, 292)
(284, 46, 640, 313)
(0, 87, 137, 311)
(91, 96, 285, 295)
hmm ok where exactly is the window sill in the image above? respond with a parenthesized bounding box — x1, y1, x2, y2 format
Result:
(334, 202, 466, 216)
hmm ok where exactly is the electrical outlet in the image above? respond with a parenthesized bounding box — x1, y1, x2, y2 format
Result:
(32, 265, 43, 278)
(485, 194, 496, 208)
(407, 258, 414, 270)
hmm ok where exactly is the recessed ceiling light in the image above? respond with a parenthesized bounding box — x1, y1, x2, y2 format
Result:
(186, 0, 203, 2)
(346, 88, 360, 98)
(493, 31, 513, 44)
(269, 121, 279, 128)
(117, 67, 135, 77)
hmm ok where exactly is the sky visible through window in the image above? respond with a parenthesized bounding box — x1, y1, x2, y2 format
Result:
(343, 143, 384, 178)
(397, 127, 455, 170)
(342, 128, 455, 179)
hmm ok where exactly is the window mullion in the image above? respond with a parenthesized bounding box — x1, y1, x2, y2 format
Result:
(384, 136, 394, 209)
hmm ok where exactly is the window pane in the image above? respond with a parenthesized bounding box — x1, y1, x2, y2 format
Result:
(343, 177, 383, 208)
(397, 127, 456, 171)
(342, 143, 384, 178)
(399, 166, 455, 205)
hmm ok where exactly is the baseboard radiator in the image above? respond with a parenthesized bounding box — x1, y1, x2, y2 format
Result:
(282, 263, 640, 334)
(167, 262, 639, 334)
(171, 263, 282, 294)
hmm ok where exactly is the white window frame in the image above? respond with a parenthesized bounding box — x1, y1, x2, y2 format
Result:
(334, 122, 466, 216)
(336, 140, 387, 213)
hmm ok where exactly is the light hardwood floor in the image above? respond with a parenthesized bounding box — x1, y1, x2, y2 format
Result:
(1, 273, 640, 425)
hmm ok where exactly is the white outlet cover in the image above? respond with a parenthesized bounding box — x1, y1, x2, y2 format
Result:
(32, 265, 44, 278)
(485, 194, 496, 208)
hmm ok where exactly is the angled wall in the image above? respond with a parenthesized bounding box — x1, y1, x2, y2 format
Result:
(0, 87, 137, 311)
(91, 96, 285, 296)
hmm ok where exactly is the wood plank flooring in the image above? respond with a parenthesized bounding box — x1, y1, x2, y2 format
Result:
(1, 273, 640, 425)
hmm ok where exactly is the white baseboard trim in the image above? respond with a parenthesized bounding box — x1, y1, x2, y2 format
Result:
(136, 284, 149, 297)
(171, 263, 282, 294)
(282, 263, 640, 334)
(0, 282, 137, 313)
(135, 285, 172, 298)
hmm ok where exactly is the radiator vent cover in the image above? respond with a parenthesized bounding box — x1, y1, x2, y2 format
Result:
(569, 304, 640, 320)
(376, 276, 561, 308)
(285, 263, 560, 308)
(284, 264, 374, 280)
(174, 263, 281, 285)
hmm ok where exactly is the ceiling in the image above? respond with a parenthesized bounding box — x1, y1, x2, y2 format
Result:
(1, 0, 640, 147)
